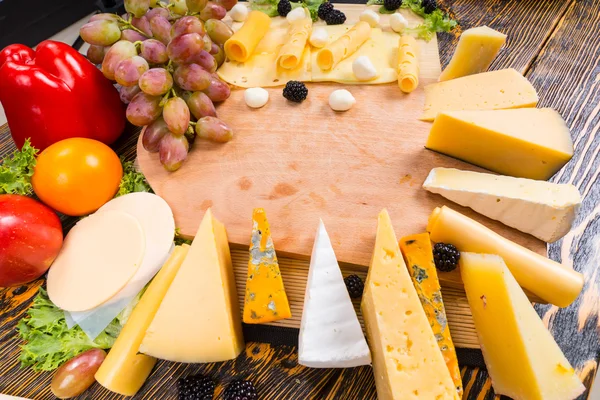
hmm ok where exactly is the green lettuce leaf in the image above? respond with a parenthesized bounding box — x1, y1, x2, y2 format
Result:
(249, 0, 280, 17)
(0, 139, 38, 195)
(116, 158, 153, 197)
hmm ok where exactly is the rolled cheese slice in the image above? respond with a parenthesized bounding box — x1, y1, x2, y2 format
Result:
(316, 21, 371, 71)
(427, 206, 584, 307)
(397, 35, 419, 93)
(277, 18, 312, 69)
(224, 10, 271, 62)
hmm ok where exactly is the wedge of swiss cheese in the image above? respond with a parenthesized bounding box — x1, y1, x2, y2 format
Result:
(361, 209, 459, 400)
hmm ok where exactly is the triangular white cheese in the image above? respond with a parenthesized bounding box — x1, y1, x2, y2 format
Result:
(299, 220, 371, 368)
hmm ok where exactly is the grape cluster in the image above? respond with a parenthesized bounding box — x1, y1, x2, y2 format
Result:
(80, 0, 237, 171)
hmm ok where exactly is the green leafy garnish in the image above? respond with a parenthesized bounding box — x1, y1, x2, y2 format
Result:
(116, 158, 153, 197)
(378, 5, 395, 14)
(174, 227, 192, 246)
(0, 139, 38, 195)
(249, 0, 323, 21)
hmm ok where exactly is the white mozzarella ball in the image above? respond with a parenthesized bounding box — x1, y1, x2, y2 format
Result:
(352, 56, 378, 81)
(244, 87, 269, 108)
(230, 3, 248, 22)
(328, 89, 356, 112)
(310, 27, 329, 48)
(359, 9, 380, 27)
(390, 13, 409, 33)
(287, 7, 308, 23)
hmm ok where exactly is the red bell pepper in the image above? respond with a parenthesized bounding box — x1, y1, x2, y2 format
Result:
(0, 40, 125, 151)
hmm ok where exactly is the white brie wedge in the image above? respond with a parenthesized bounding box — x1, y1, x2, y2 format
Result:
(299, 220, 371, 368)
(423, 168, 581, 243)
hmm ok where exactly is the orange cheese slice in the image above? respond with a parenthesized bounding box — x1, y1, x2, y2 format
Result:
(277, 18, 312, 70)
(224, 10, 271, 62)
(397, 35, 419, 93)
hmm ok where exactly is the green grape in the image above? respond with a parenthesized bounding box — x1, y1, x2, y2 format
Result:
(215, 0, 237, 11)
(199, 3, 227, 21)
(139, 68, 174, 96)
(125, 0, 150, 17)
(171, 16, 205, 38)
(119, 85, 142, 104)
(126, 92, 162, 126)
(166, 33, 204, 64)
(203, 75, 230, 102)
(212, 45, 225, 67)
(51, 349, 106, 399)
(205, 19, 233, 45)
(87, 45, 107, 64)
(142, 116, 170, 152)
(149, 15, 172, 45)
(195, 116, 232, 142)
(173, 63, 211, 91)
(102, 40, 138, 81)
(159, 133, 189, 171)
(80, 20, 121, 46)
(170, 0, 189, 15)
(115, 56, 149, 87)
(186, 0, 208, 12)
(140, 39, 169, 64)
(163, 97, 190, 135)
(202, 34, 213, 52)
(183, 91, 216, 119)
(132, 16, 153, 36)
(89, 13, 120, 22)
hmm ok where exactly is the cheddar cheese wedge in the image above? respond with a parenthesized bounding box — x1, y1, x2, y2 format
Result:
(224, 10, 271, 62)
(277, 18, 312, 70)
(397, 35, 419, 93)
(317, 21, 371, 71)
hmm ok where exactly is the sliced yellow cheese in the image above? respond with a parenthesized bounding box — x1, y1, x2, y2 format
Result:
(427, 206, 584, 307)
(421, 68, 538, 121)
(243, 208, 291, 323)
(277, 18, 312, 70)
(95, 245, 190, 396)
(439, 26, 506, 81)
(316, 21, 371, 71)
(461, 253, 585, 400)
(399, 233, 463, 399)
(140, 209, 244, 362)
(397, 35, 419, 93)
(224, 10, 271, 62)
(425, 108, 573, 180)
(361, 209, 459, 400)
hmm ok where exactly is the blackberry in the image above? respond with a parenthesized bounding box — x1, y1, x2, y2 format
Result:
(277, 0, 292, 17)
(223, 380, 258, 400)
(318, 1, 334, 20)
(177, 374, 215, 400)
(433, 243, 460, 272)
(422, 0, 437, 14)
(383, 0, 401, 11)
(344, 274, 364, 299)
(325, 9, 346, 25)
(283, 80, 308, 102)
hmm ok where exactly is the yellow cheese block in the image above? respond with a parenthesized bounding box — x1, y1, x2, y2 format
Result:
(421, 68, 538, 121)
(140, 209, 244, 362)
(95, 245, 190, 396)
(399, 233, 463, 399)
(426, 108, 573, 180)
(361, 209, 459, 400)
(427, 206, 584, 307)
(461, 253, 585, 400)
(243, 208, 292, 323)
(316, 21, 371, 71)
(397, 35, 419, 93)
(224, 10, 271, 62)
(439, 26, 506, 81)
(277, 18, 312, 69)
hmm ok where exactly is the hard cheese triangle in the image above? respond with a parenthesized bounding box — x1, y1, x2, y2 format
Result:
(361, 209, 459, 400)
(139, 208, 244, 362)
(299, 220, 371, 368)
(461, 253, 585, 400)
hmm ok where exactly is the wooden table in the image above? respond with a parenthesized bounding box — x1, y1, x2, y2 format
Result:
(1, 0, 599, 398)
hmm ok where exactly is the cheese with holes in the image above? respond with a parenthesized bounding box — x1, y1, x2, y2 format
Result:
(243, 208, 291, 323)
(95, 245, 189, 396)
(427, 206, 584, 307)
(423, 168, 581, 242)
(224, 10, 271, 62)
(397, 35, 419, 93)
(461, 253, 585, 400)
(439, 26, 506, 81)
(140, 209, 244, 362)
(299, 220, 371, 368)
(277, 18, 312, 69)
(361, 209, 459, 400)
(399, 233, 463, 398)
(421, 68, 538, 120)
(317, 21, 371, 70)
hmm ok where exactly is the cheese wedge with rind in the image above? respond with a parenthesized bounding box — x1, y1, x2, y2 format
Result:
(423, 168, 580, 242)
(460, 253, 585, 400)
(421, 68, 538, 121)
(224, 10, 271, 62)
(426, 108, 573, 180)
(361, 209, 459, 400)
(299, 220, 371, 368)
(316, 21, 371, 71)
(277, 18, 312, 70)
(439, 26, 506, 81)
(427, 206, 583, 307)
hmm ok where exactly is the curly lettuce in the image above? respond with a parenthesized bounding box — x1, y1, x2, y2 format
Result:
(116, 158, 153, 197)
(0, 139, 38, 195)
(249, 0, 323, 21)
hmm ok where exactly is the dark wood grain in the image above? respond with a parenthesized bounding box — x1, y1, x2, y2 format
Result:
(1, 0, 600, 398)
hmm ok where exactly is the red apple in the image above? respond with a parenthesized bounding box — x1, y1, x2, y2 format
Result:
(0, 194, 63, 287)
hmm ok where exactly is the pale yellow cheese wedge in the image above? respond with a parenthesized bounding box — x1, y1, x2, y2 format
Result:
(439, 26, 506, 81)
(140, 209, 244, 362)
(224, 10, 271, 62)
(421, 68, 538, 121)
(397, 35, 419, 93)
(425, 108, 573, 180)
(427, 206, 583, 307)
(277, 18, 312, 69)
(461, 253, 585, 400)
(316, 21, 371, 71)
(361, 209, 459, 400)
(95, 245, 190, 396)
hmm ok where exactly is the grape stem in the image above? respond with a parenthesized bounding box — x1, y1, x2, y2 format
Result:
(189, 121, 197, 126)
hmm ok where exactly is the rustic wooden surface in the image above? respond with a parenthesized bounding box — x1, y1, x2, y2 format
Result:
(1, 0, 599, 399)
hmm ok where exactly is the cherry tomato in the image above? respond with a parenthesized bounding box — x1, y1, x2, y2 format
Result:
(32, 138, 122, 216)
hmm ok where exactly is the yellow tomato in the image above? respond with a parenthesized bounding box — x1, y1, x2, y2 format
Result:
(32, 138, 123, 216)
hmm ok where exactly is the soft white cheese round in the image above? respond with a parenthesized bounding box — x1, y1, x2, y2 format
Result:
(359, 9, 380, 27)
(244, 87, 269, 108)
(230, 3, 248, 22)
(329, 89, 356, 112)
(310, 27, 329, 48)
(287, 7, 308, 23)
(352, 56, 378, 81)
(390, 13, 409, 33)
